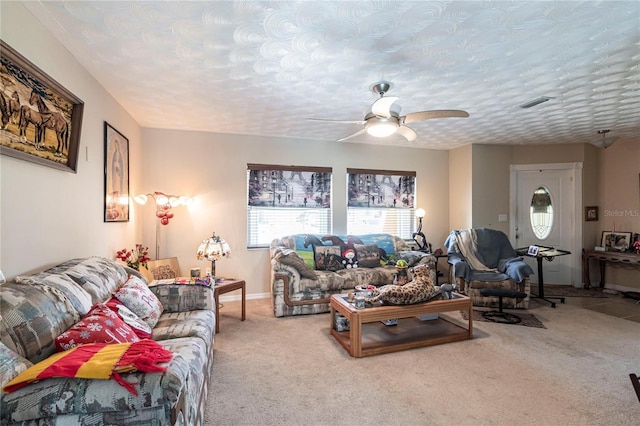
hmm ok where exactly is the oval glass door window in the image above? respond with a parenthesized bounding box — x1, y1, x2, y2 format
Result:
(530, 186, 553, 240)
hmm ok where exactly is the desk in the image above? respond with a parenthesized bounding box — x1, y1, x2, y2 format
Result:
(213, 279, 246, 333)
(582, 250, 640, 289)
(516, 246, 571, 308)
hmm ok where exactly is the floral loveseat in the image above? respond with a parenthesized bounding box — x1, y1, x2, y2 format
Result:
(270, 233, 436, 317)
(0, 257, 215, 425)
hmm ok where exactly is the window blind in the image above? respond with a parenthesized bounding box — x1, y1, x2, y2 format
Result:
(346, 168, 416, 238)
(247, 164, 332, 248)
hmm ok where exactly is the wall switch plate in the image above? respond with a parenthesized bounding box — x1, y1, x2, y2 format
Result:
(498, 214, 508, 222)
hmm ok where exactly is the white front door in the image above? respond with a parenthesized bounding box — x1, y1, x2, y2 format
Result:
(511, 164, 582, 286)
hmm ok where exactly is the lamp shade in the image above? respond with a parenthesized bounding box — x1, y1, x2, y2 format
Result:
(196, 233, 231, 261)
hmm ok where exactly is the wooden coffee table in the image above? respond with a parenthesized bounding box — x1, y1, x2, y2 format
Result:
(330, 293, 472, 358)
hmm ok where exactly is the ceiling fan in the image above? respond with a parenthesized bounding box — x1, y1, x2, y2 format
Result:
(307, 82, 469, 142)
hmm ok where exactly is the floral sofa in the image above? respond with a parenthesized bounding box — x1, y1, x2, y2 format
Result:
(270, 233, 436, 317)
(0, 257, 215, 425)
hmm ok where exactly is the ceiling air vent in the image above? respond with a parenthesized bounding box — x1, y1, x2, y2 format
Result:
(519, 96, 553, 109)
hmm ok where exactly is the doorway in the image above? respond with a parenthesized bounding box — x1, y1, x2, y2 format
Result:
(510, 163, 583, 287)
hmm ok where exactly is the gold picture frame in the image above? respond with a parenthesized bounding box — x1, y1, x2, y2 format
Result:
(0, 40, 84, 172)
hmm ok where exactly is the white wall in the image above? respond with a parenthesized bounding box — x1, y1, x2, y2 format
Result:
(0, 2, 142, 278)
(141, 128, 451, 297)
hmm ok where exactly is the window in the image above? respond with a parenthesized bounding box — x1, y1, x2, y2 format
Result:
(346, 169, 416, 238)
(530, 186, 553, 240)
(247, 164, 332, 247)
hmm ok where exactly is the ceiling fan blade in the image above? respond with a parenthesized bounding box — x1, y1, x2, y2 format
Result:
(371, 96, 398, 118)
(402, 110, 469, 124)
(396, 125, 417, 142)
(337, 128, 366, 142)
(306, 118, 366, 124)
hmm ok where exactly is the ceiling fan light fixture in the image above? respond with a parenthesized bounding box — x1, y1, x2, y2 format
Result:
(519, 96, 553, 109)
(366, 121, 398, 137)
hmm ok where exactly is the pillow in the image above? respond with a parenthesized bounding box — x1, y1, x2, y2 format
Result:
(55, 304, 140, 352)
(273, 248, 318, 280)
(113, 275, 164, 328)
(354, 244, 382, 268)
(313, 245, 344, 271)
(105, 296, 153, 339)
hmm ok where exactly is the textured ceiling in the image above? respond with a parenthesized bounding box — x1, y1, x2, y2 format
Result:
(22, 1, 640, 150)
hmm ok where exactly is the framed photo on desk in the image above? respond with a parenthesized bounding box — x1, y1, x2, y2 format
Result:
(601, 231, 632, 252)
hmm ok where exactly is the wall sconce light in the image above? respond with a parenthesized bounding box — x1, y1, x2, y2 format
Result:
(412, 208, 431, 252)
(134, 191, 193, 259)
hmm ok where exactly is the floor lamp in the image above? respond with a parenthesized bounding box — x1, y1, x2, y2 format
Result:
(134, 192, 192, 259)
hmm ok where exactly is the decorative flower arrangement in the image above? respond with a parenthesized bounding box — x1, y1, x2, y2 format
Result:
(116, 244, 150, 270)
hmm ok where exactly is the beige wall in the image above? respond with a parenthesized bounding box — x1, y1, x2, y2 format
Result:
(1, 2, 143, 278)
(140, 129, 451, 297)
(471, 145, 512, 234)
(448, 145, 472, 230)
(593, 136, 640, 289)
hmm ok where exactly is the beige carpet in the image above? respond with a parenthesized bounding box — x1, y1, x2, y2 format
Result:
(205, 298, 638, 426)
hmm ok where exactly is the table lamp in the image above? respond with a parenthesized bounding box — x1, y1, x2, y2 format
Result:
(196, 232, 231, 282)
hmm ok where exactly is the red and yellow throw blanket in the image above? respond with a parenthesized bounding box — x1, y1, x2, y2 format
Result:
(3, 340, 173, 396)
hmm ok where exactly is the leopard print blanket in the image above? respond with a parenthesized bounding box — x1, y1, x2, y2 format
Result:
(364, 264, 438, 305)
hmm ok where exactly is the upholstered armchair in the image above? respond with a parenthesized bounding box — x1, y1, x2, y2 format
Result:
(444, 228, 534, 309)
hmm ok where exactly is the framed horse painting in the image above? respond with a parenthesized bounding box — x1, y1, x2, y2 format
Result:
(0, 40, 84, 173)
(104, 122, 129, 222)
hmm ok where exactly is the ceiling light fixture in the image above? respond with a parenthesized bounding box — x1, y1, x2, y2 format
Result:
(365, 117, 399, 137)
(593, 129, 618, 149)
(519, 96, 554, 109)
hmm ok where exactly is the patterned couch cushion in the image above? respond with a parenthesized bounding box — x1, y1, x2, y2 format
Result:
(149, 283, 215, 312)
(0, 283, 79, 363)
(0, 341, 189, 424)
(0, 342, 33, 389)
(14, 272, 94, 316)
(152, 310, 216, 351)
(46, 257, 129, 305)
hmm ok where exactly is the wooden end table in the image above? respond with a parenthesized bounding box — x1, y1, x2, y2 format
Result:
(330, 293, 472, 358)
(213, 279, 246, 333)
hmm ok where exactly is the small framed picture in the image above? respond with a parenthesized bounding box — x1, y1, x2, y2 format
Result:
(601, 231, 632, 252)
(585, 206, 598, 221)
(527, 245, 539, 256)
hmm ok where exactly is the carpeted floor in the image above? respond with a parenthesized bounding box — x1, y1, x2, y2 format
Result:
(205, 298, 638, 426)
(538, 284, 607, 297)
(460, 309, 546, 328)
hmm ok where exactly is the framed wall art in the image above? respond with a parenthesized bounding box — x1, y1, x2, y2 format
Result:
(0, 40, 84, 172)
(104, 122, 129, 222)
(585, 206, 598, 221)
(601, 231, 632, 252)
